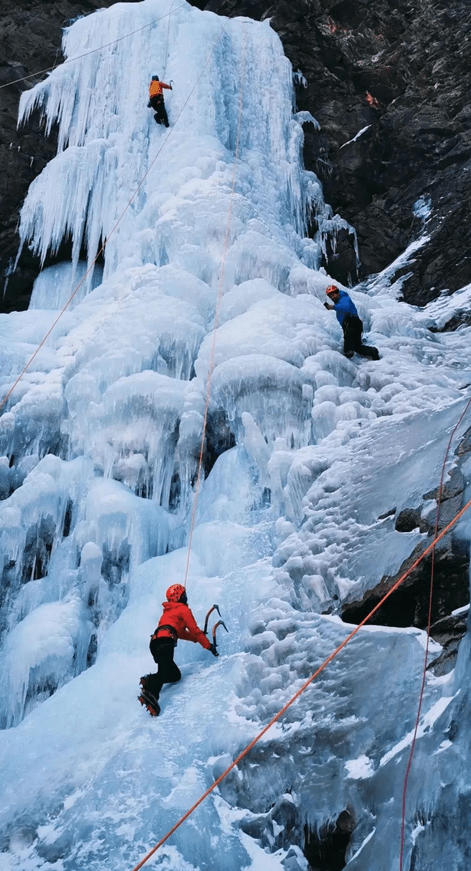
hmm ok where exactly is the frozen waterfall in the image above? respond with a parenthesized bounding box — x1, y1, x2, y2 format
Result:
(0, 0, 470, 869)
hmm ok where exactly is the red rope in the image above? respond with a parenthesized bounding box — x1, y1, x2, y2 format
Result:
(130, 492, 471, 871)
(399, 397, 471, 870)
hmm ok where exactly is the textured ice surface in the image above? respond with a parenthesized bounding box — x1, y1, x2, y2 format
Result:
(29, 262, 104, 310)
(0, 0, 470, 869)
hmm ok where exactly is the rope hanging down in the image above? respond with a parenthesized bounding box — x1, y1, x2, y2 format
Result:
(0, 27, 226, 416)
(130, 492, 471, 871)
(163, 0, 179, 77)
(183, 23, 248, 590)
(4, 9, 468, 864)
(398, 396, 471, 871)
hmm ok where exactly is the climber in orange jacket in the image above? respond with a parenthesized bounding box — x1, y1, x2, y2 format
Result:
(138, 584, 217, 716)
(365, 91, 380, 109)
(148, 75, 172, 127)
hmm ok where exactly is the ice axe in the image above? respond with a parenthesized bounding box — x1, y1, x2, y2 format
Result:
(203, 604, 228, 654)
(211, 619, 228, 653)
(203, 604, 221, 636)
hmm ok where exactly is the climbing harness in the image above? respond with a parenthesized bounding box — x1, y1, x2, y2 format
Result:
(0, 25, 227, 416)
(6, 8, 466, 862)
(129, 491, 471, 871)
(151, 624, 178, 642)
(3, 7, 468, 864)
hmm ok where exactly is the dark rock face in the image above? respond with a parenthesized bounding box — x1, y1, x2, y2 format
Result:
(0, 0, 129, 312)
(427, 609, 469, 676)
(342, 436, 471, 672)
(0, 0, 470, 309)
(197, 0, 471, 301)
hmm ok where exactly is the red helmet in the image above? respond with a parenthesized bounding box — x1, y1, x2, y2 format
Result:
(166, 584, 186, 602)
(326, 284, 339, 297)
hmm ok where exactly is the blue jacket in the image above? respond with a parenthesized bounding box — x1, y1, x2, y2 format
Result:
(333, 290, 358, 326)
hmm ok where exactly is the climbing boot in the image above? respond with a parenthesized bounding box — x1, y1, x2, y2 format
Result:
(138, 689, 160, 717)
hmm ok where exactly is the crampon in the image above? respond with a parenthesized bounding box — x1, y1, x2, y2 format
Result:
(138, 688, 160, 717)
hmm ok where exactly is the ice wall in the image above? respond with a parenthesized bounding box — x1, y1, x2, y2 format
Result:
(0, 0, 470, 869)
(16, 0, 320, 286)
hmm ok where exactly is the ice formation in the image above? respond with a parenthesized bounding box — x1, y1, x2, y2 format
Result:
(0, 0, 470, 869)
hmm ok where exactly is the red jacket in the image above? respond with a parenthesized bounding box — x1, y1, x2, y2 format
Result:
(155, 601, 211, 649)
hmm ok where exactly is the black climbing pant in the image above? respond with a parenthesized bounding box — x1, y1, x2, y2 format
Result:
(342, 314, 379, 360)
(147, 638, 181, 699)
(149, 95, 169, 127)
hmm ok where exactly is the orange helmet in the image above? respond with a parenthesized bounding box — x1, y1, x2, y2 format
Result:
(326, 285, 339, 297)
(166, 584, 186, 602)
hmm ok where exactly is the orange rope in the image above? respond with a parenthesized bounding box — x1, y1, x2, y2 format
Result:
(0, 29, 225, 416)
(399, 397, 471, 870)
(0, 5, 187, 92)
(130, 494, 471, 871)
(6, 12, 468, 864)
(183, 24, 248, 589)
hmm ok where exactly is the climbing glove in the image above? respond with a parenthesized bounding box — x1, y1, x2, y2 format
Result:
(209, 642, 219, 657)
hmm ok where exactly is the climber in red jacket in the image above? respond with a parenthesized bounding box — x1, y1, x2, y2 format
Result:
(138, 584, 217, 716)
(148, 75, 172, 127)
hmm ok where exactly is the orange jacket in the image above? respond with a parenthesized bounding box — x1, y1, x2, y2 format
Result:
(154, 601, 211, 649)
(149, 80, 171, 98)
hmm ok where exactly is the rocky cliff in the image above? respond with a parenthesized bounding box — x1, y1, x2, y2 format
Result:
(1, 0, 470, 311)
(0, 0, 120, 311)
(200, 0, 471, 304)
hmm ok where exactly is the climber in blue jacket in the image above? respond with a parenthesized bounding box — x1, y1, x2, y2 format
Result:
(324, 284, 379, 360)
